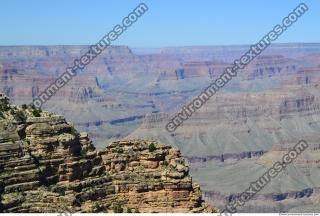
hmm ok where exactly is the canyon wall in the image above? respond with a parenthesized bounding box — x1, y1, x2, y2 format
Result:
(0, 95, 215, 213)
(1, 44, 320, 212)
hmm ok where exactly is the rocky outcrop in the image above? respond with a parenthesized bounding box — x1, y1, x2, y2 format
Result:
(3, 44, 320, 213)
(0, 95, 215, 213)
(101, 140, 213, 212)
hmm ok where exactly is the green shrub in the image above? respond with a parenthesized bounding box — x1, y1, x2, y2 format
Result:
(21, 104, 27, 109)
(94, 203, 103, 212)
(32, 109, 41, 117)
(50, 185, 65, 196)
(0, 98, 10, 111)
(162, 160, 168, 167)
(194, 188, 201, 198)
(113, 204, 123, 213)
(127, 207, 132, 213)
(148, 143, 156, 152)
(70, 127, 78, 135)
(117, 147, 124, 153)
(80, 149, 87, 156)
(14, 110, 26, 122)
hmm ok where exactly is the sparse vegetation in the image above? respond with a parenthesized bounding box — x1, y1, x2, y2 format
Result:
(31, 109, 41, 117)
(113, 204, 124, 213)
(0, 94, 213, 213)
(80, 149, 87, 156)
(49, 185, 65, 196)
(1, 192, 24, 205)
(148, 143, 156, 152)
(28, 103, 42, 117)
(0, 170, 14, 177)
(13, 110, 27, 122)
(194, 188, 202, 199)
(94, 203, 104, 212)
(0, 97, 10, 111)
(163, 160, 168, 166)
(70, 127, 77, 135)
(10, 109, 15, 115)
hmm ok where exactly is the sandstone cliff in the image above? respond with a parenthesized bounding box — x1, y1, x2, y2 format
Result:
(0, 93, 215, 213)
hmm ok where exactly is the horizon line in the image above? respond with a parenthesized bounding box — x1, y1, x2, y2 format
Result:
(0, 42, 320, 49)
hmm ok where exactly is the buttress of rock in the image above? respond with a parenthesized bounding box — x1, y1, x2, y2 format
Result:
(0, 94, 217, 213)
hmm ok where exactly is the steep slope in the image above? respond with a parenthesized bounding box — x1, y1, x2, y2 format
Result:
(0, 93, 215, 213)
(127, 83, 320, 212)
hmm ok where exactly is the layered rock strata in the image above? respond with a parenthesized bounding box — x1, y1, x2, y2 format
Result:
(0, 95, 215, 213)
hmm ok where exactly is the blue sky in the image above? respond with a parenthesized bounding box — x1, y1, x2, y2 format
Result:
(0, 0, 319, 47)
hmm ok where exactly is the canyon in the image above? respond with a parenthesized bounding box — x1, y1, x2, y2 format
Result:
(1, 43, 320, 212)
(0, 94, 214, 213)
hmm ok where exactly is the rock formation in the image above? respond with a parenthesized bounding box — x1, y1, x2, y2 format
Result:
(1, 44, 320, 149)
(0, 94, 215, 213)
(2, 44, 320, 212)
